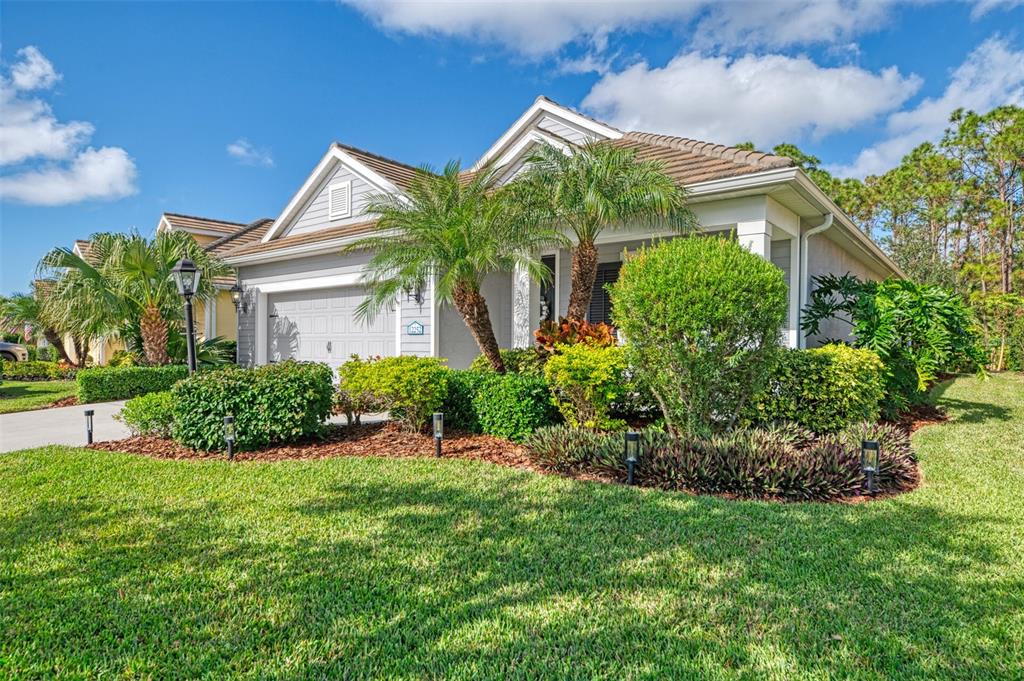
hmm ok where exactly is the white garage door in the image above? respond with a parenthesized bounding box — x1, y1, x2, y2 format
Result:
(267, 286, 395, 371)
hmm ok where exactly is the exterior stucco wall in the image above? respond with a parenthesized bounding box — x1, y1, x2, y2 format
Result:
(805, 231, 890, 346)
(215, 290, 237, 341)
(437, 272, 513, 369)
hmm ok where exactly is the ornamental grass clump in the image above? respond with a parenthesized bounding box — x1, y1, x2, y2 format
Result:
(611, 236, 788, 437)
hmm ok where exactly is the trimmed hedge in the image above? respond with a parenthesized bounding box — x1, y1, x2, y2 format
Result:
(441, 369, 488, 433)
(171, 360, 334, 451)
(748, 344, 885, 432)
(472, 372, 559, 442)
(338, 356, 449, 432)
(117, 391, 175, 437)
(77, 365, 189, 403)
(544, 343, 627, 431)
(0, 360, 76, 381)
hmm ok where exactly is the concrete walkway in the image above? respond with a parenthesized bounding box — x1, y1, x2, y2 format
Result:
(0, 400, 129, 453)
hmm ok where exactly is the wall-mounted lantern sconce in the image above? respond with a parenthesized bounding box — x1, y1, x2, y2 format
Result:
(405, 284, 424, 306)
(230, 283, 248, 314)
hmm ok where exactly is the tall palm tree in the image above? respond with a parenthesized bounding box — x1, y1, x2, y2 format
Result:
(38, 231, 230, 365)
(513, 142, 697, 321)
(344, 161, 564, 373)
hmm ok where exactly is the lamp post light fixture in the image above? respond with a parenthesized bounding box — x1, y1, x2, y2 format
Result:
(433, 412, 444, 457)
(84, 409, 95, 445)
(170, 258, 201, 375)
(625, 431, 640, 485)
(861, 439, 880, 496)
(224, 415, 236, 460)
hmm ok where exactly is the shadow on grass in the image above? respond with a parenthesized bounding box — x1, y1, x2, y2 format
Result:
(2, 465, 1021, 679)
(929, 379, 1013, 424)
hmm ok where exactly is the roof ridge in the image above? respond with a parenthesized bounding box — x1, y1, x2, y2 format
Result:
(534, 95, 624, 134)
(623, 131, 794, 170)
(163, 211, 248, 226)
(204, 218, 274, 252)
(333, 142, 425, 174)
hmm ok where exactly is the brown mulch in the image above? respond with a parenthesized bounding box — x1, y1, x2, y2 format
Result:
(88, 422, 544, 472)
(886, 403, 949, 434)
(47, 395, 79, 409)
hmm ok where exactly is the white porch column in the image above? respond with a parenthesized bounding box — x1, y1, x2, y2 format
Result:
(736, 219, 772, 259)
(255, 289, 268, 365)
(512, 264, 532, 348)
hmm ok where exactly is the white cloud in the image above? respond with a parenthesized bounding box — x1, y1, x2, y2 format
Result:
(0, 46, 137, 205)
(581, 52, 921, 147)
(834, 37, 1024, 177)
(341, 0, 909, 56)
(226, 138, 274, 167)
(970, 0, 1023, 19)
(0, 147, 137, 206)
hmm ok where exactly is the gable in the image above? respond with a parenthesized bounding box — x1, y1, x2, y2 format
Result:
(282, 161, 381, 238)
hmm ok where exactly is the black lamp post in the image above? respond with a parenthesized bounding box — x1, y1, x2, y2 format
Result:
(170, 258, 200, 374)
(861, 439, 880, 495)
(433, 412, 444, 457)
(224, 415, 236, 460)
(84, 409, 94, 445)
(625, 431, 640, 485)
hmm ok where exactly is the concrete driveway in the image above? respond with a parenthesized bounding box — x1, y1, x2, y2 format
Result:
(0, 400, 130, 453)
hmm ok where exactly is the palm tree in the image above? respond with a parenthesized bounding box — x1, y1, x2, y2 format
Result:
(513, 142, 697, 321)
(38, 231, 230, 365)
(343, 161, 564, 373)
(0, 288, 73, 363)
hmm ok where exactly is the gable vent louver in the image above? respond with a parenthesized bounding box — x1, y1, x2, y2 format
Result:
(328, 181, 352, 220)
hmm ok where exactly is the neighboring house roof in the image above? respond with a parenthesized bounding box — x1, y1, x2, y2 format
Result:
(224, 219, 378, 260)
(72, 239, 98, 264)
(158, 212, 248, 236)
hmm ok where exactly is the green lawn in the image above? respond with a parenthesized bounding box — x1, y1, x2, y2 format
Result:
(1, 375, 1021, 679)
(0, 379, 76, 414)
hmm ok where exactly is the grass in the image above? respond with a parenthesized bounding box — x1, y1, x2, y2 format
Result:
(0, 379, 76, 414)
(1, 374, 1022, 679)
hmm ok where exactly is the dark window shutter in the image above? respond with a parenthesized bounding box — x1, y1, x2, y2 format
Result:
(588, 261, 621, 325)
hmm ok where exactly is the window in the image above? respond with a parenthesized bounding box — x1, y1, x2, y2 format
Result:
(328, 181, 352, 220)
(539, 254, 556, 322)
(588, 261, 621, 325)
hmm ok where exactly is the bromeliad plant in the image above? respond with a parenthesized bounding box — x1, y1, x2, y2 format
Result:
(802, 274, 987, 414)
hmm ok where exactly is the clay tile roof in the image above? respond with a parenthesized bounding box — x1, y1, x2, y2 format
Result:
(204, 218, 274, 258)
(162, 212, 248, 235)
(72, 239, 98, 264)
(222, 219, 379, 259)
(334, 143, 424, 191)
(613, 131, 794, 185)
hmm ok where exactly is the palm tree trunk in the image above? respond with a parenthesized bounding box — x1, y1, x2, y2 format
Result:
(452, 282, 505, 373)
(140, 304, 170, 365)
(566, 238, 599, 321)
(42, 328, 73, 364)
(72, 336, 90, 368)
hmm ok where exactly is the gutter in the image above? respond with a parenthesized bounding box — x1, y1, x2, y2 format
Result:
(798, 213, 833, 349)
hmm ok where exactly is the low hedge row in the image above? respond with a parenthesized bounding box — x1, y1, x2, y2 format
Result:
(0, 360, 76, 381)
(524, 421, 916, 501)
(77, 365, 189, 403)
(748, 344, 885, 432)
(441, 369, 559, 441)
(172, 360, 334, 451)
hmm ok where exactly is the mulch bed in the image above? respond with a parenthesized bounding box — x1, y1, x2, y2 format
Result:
(887, 403, 949, 434)
(46, 396, 79, 409)
(89, 422, 544, 472)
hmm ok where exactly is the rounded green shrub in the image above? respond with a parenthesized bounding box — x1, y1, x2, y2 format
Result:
(117, 390, 175, 437)
(748, 344, 885, 432)
(339, 355, 449, 432)
(441, 369, 488, 433)
(544, 343, 627, 430)
(611, 236, 788, 436)
(171, 360, 334, 451)
(472, 373, 558, 442)
(1, 360, 75, 381)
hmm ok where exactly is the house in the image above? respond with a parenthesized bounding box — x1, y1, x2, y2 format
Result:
(221, 96, 901, 371)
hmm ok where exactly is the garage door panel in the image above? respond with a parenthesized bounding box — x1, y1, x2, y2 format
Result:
(268, 286, 395, 371)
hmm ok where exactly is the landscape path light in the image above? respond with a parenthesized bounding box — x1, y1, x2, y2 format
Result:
(861, 439, 880, 496)
(84, 409, 94, 445)
(170, 258, 200, 374)
(433, 412, 444, 457)
(625, 431, 640, 485)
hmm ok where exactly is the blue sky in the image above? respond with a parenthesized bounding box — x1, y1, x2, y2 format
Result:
(2, 0, 1023, 294)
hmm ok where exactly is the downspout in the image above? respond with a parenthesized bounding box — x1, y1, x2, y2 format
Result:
(798, 213, 833, 348)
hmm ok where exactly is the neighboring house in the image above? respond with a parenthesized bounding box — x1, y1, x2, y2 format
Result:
(222, 96, 902, 371)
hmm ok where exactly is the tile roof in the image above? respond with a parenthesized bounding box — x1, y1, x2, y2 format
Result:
(334, 143, 423, 191)
(615, 131, 794, 185)
(162, 212, 248, 235)
(204, 218, 274, 258)
(222, 219, 379, 259)
(72, 239, 98, 264)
